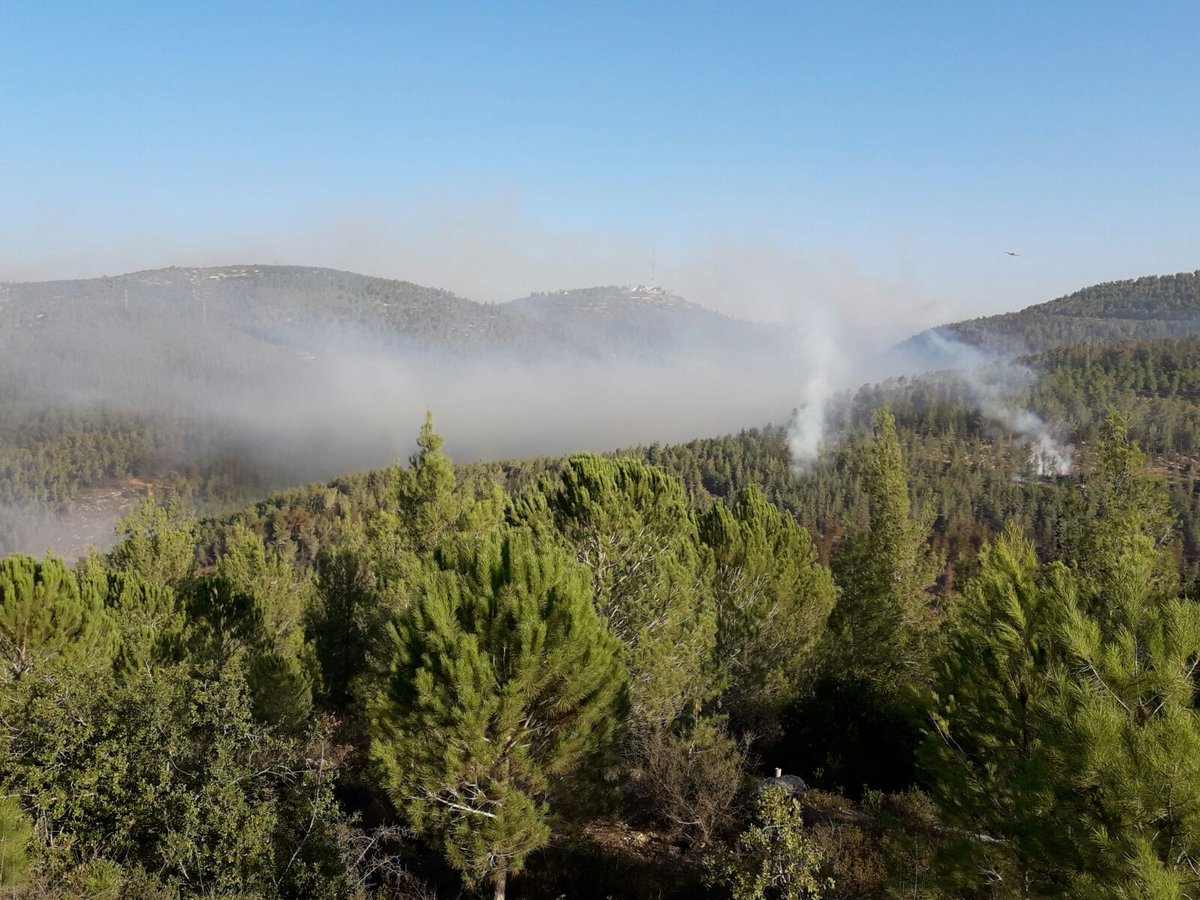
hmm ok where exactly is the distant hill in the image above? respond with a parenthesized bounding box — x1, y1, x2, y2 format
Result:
(0, 266, 768, 375)
(505, 284, 765, 358)
(0, 265, 789, 555)
(0, 263, 786, 431)
(901, 270, 1200, 360)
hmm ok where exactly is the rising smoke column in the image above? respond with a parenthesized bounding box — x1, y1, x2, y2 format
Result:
(786, 314, 841, 473)
(785, 322, 1074, 476)
(918, 330, 1074, 475)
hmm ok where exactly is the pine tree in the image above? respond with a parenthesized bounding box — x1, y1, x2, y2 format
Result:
(1040, 418, 1200, 896)
(184, 526, 315, 730)
(1077, 410, 1179, 614)
(393, 410, 463, 554)
(829, 407, 941, 679)
(103, 570, 182, 678)
(699, 486, 837, 737)
(218, 525, 315, 729)
(109, 494, 197, 589)
(310, 522, 376, 714)
(0, 554, 114, 680)
(923, 417, 1200, 896)
(922, 526, 1071, 895)
(513, 455, 717, 738)
(384, 411, 506, 557)
(787, 409, 940, 794)
(369, 527, 626, 899)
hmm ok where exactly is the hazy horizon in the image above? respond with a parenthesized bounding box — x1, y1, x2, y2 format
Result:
(4, 4, 1198, 332)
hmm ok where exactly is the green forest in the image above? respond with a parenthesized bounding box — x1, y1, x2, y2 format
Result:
(8, 270, 1200, 897)
(4, 395, 1200, 898)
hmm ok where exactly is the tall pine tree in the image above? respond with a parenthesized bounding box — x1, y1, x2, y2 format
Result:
(368, 527, 626, 900)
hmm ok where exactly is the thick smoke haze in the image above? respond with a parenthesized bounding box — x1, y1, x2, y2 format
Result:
(0, 243, 1075, 560)
(917, 330, 1074, 475)
(784, 323, 1075, 475)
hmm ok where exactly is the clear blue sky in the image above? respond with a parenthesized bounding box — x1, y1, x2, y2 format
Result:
(2, 1, 1197, 329)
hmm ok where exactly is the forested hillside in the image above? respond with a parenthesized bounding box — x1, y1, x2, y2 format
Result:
(4, 405, 1199, 898)
(0, 266, 763, 366)
(0, 266, 784, 557)
(11, 266, 1200, 896)
(904, 270, 1200, 356)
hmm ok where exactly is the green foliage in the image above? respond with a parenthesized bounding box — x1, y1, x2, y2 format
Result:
(922, 527, 1071, 895)
(0, 795, 31, 889)
(700, 486, 837, 736)
(110, 494, 198, 588)
(1045, 585, 1200, 896)
(103, 569, 184, 677)
(707, 785, 828, 900)
(369, 527, 627, 894)
(310, 522, 377, 714)
(829, 407, 941, 680)
(378, 411, 506, 557)
(0, 554, 114, 680)
(213, 524, 315, 728)
(921, 419, 1200, 896)
(787, 409, 939, 796)
(1076, 411, 1179, 606)
(0, 658, 347, 898)
(514, 454, 718, 738)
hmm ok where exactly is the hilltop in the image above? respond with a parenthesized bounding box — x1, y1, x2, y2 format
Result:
(0, 265, 767, 370)
(901, 270, 1200, 358)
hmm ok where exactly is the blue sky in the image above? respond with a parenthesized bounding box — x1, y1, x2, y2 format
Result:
(2, 1, 1197, 330)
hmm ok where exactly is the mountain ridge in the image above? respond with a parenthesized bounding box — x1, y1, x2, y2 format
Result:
(901, 269, 1200, 359)
(0, 264, 763, 363)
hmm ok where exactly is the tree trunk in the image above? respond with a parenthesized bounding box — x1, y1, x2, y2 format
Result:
(493, 868, 507, 900)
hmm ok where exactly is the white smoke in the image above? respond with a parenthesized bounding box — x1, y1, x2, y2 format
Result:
(783, 319, 1074, 477)
(785, 314, 843, 472)
(919, 330, 1074, 475)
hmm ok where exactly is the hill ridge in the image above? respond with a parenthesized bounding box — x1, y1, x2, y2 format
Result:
(902, 269, 1200, 357)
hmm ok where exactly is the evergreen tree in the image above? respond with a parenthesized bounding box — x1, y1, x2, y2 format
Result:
(699, 486, 837, 737)
(1076, 410, 1179, 613)
(786, 408, 941, 795)
(184, 545, 315, 732)
(922, 526, 1072, 895)
(513, 455, 717, 739)
(215, 524, 315, 728)
(103, 570, 182, 678)
(0, 554, 114, 680)
(383, 411, 506, 558)
(829, 407, 941, 679)
(923, 418, 1200, 896)
(310, 521, 376, 714)
(1040, 417, 1200, 896)
(368, 412, 506, 617)
(109, 494, 197, 589)
(369, 527, 626, 899)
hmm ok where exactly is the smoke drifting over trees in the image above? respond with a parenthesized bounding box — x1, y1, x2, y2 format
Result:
(2, 261, 1135, 556)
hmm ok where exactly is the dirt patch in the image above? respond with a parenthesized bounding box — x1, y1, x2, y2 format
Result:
(18, 481, 154, 561)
